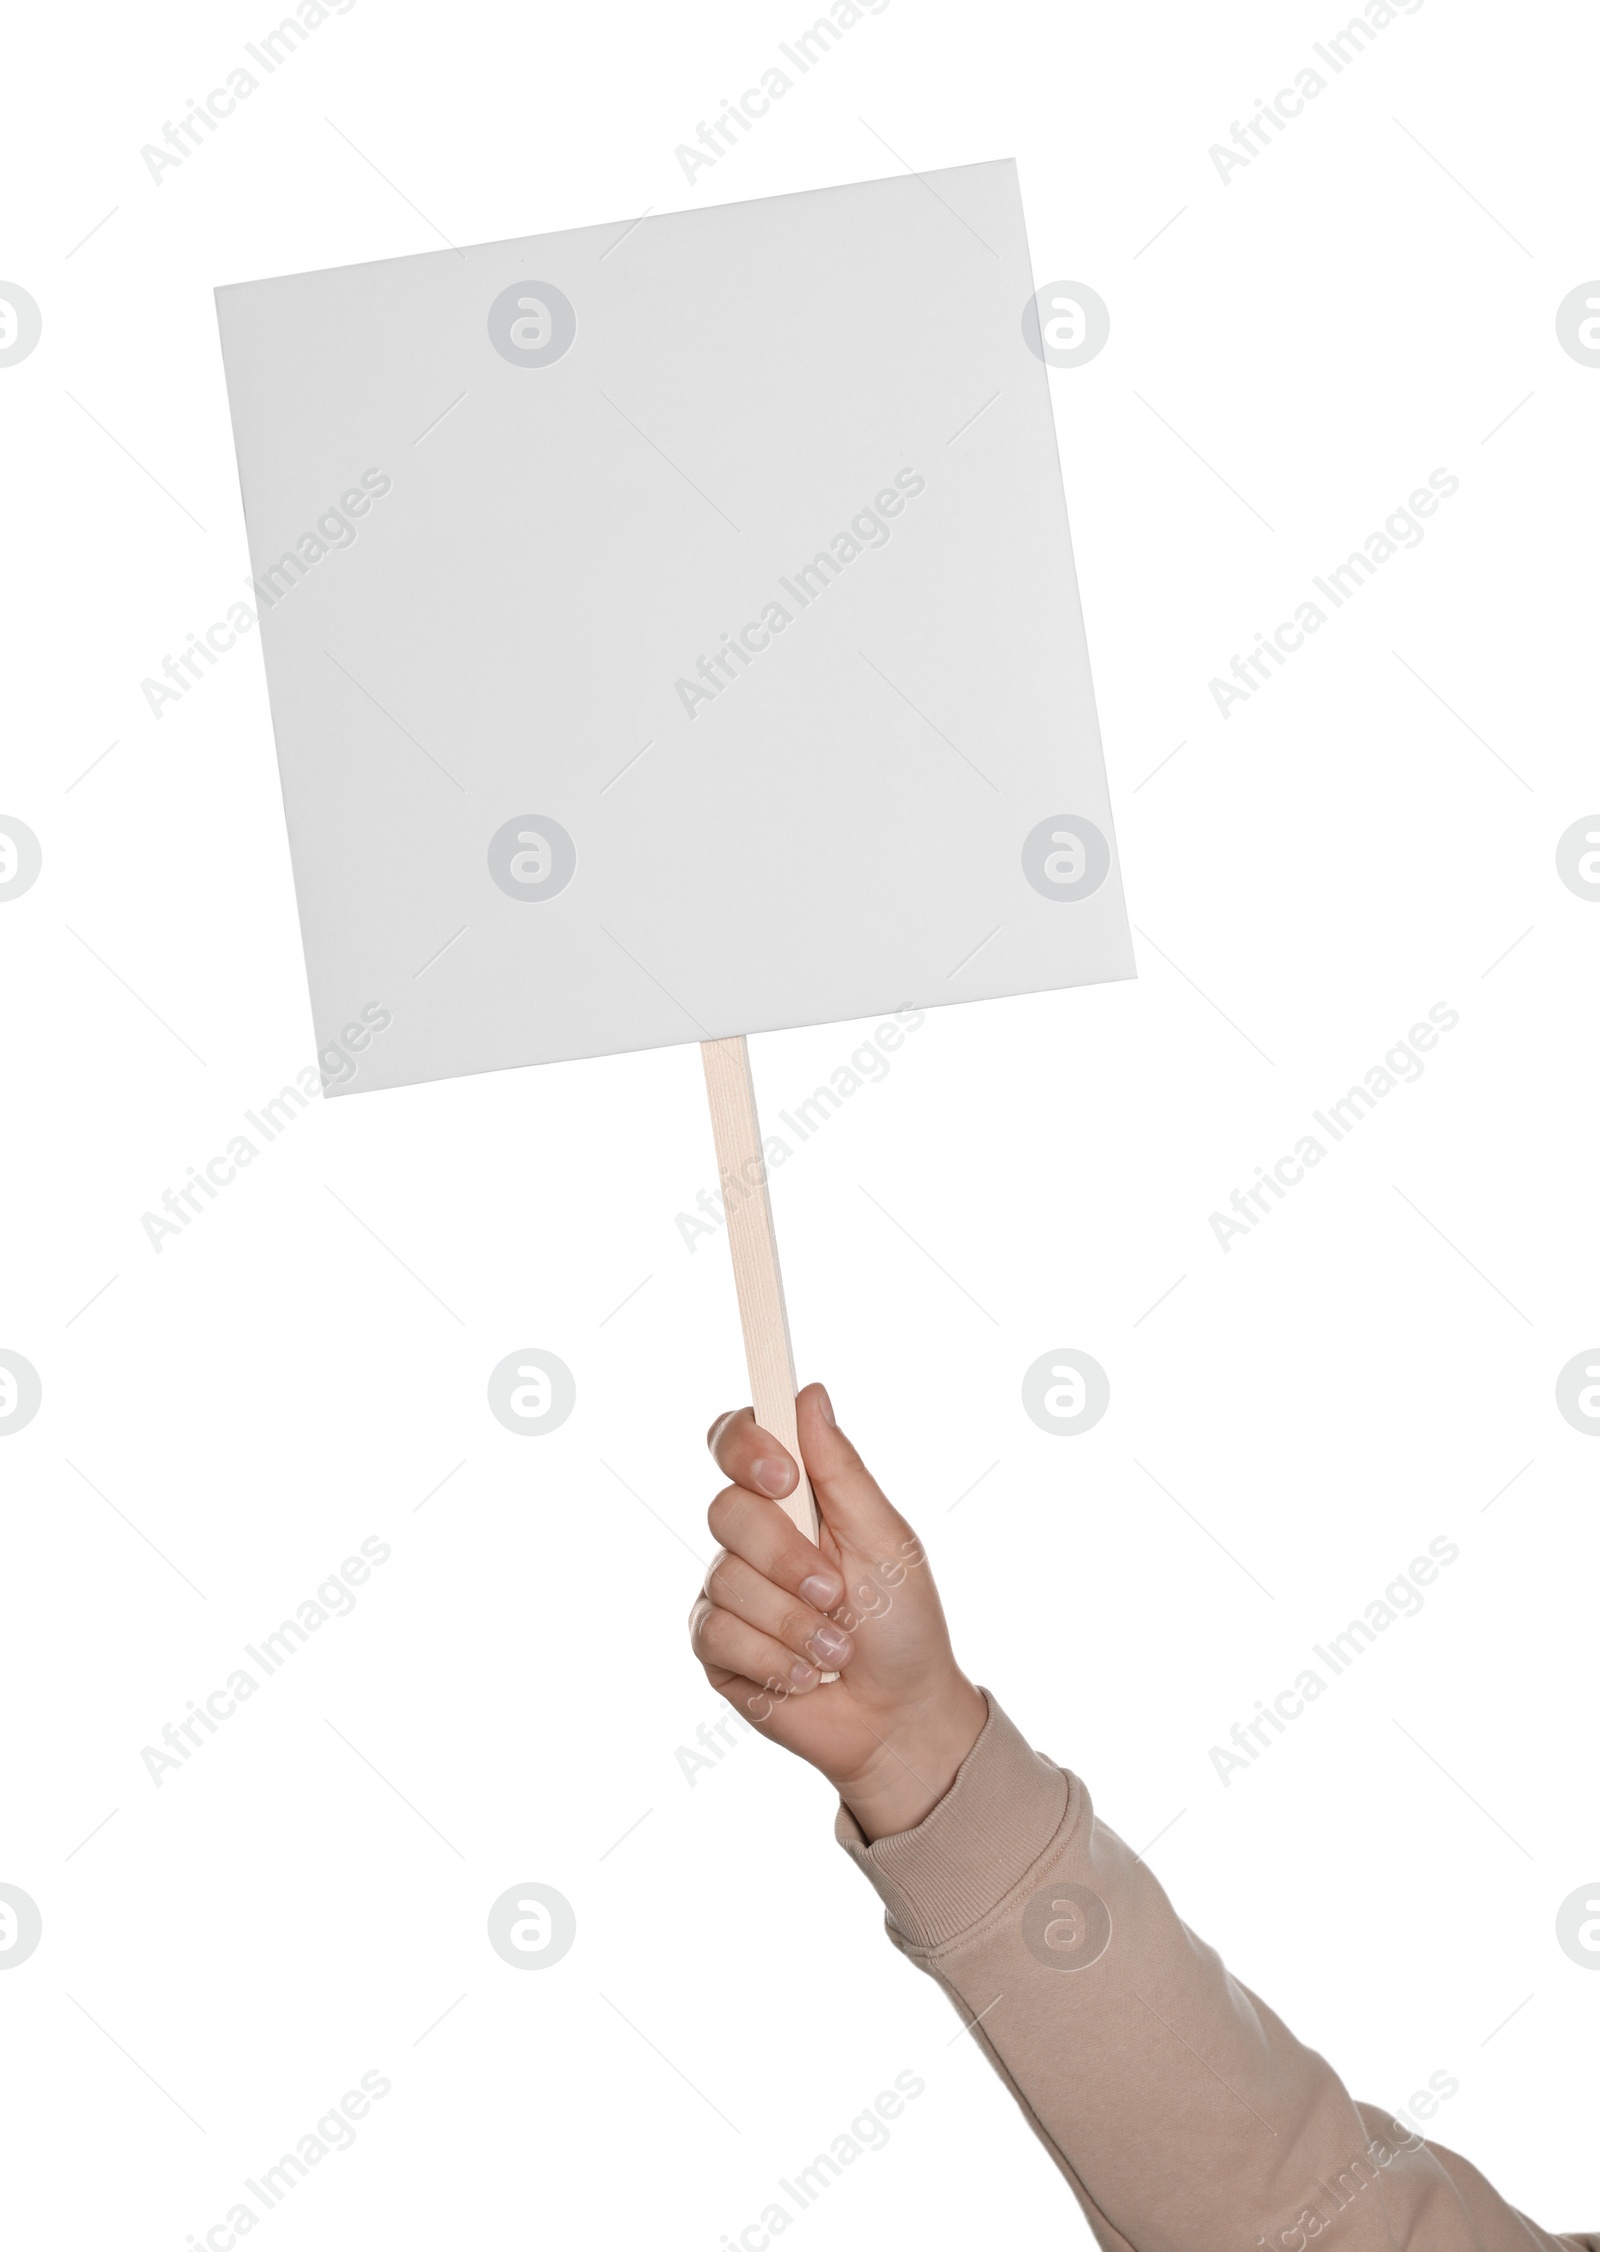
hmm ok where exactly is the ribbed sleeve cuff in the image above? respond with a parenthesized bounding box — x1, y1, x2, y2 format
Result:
(834, 1691, 1076, 1951)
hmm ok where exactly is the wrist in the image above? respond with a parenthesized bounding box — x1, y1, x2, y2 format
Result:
(838, 1677, 988, 1843)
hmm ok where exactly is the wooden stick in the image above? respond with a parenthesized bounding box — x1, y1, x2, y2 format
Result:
(700, 1035, 820, 1543)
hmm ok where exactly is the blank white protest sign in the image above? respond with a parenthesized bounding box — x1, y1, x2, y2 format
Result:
(215, 159, 1134, 1093)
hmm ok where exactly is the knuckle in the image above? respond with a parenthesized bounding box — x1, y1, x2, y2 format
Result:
(709, 1483, 769, 1553)
(703, 1554, 739, 1608)
(706, 1406, 750, 1459)
(706, 1483, 749, 1541)
(695, 1606, 739, 1666)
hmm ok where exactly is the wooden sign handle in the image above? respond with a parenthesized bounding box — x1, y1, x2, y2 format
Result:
(700, 1036, 821, 1544)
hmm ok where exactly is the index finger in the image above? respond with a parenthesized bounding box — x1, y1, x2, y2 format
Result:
(706, 1405, 799, 1503)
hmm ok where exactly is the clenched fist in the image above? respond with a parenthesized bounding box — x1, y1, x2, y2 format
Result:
(688, 1383, 986, 1842)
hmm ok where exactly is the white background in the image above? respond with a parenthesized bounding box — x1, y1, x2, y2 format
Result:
(3, 1, 1597, 2245)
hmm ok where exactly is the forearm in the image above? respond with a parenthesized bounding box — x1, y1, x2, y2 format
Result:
(838, 1694, 1592, 2252)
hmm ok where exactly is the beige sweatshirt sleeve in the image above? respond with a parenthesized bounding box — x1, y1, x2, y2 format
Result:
(837, 1693, 1594, 2252)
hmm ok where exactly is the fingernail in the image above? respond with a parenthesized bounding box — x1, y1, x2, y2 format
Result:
(816, 1386, 836, 1427)
(789, 1659, 817, 1687)
(800, 1572, 841, 1610)
(806, 1624, 851, 1666)
(752, 1456, 795, 1497)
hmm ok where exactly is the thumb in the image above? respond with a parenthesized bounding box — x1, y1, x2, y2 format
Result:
(795, 1384, 913, 1555)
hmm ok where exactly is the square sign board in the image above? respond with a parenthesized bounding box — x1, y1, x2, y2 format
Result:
(216, 159, 1134, 1094)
